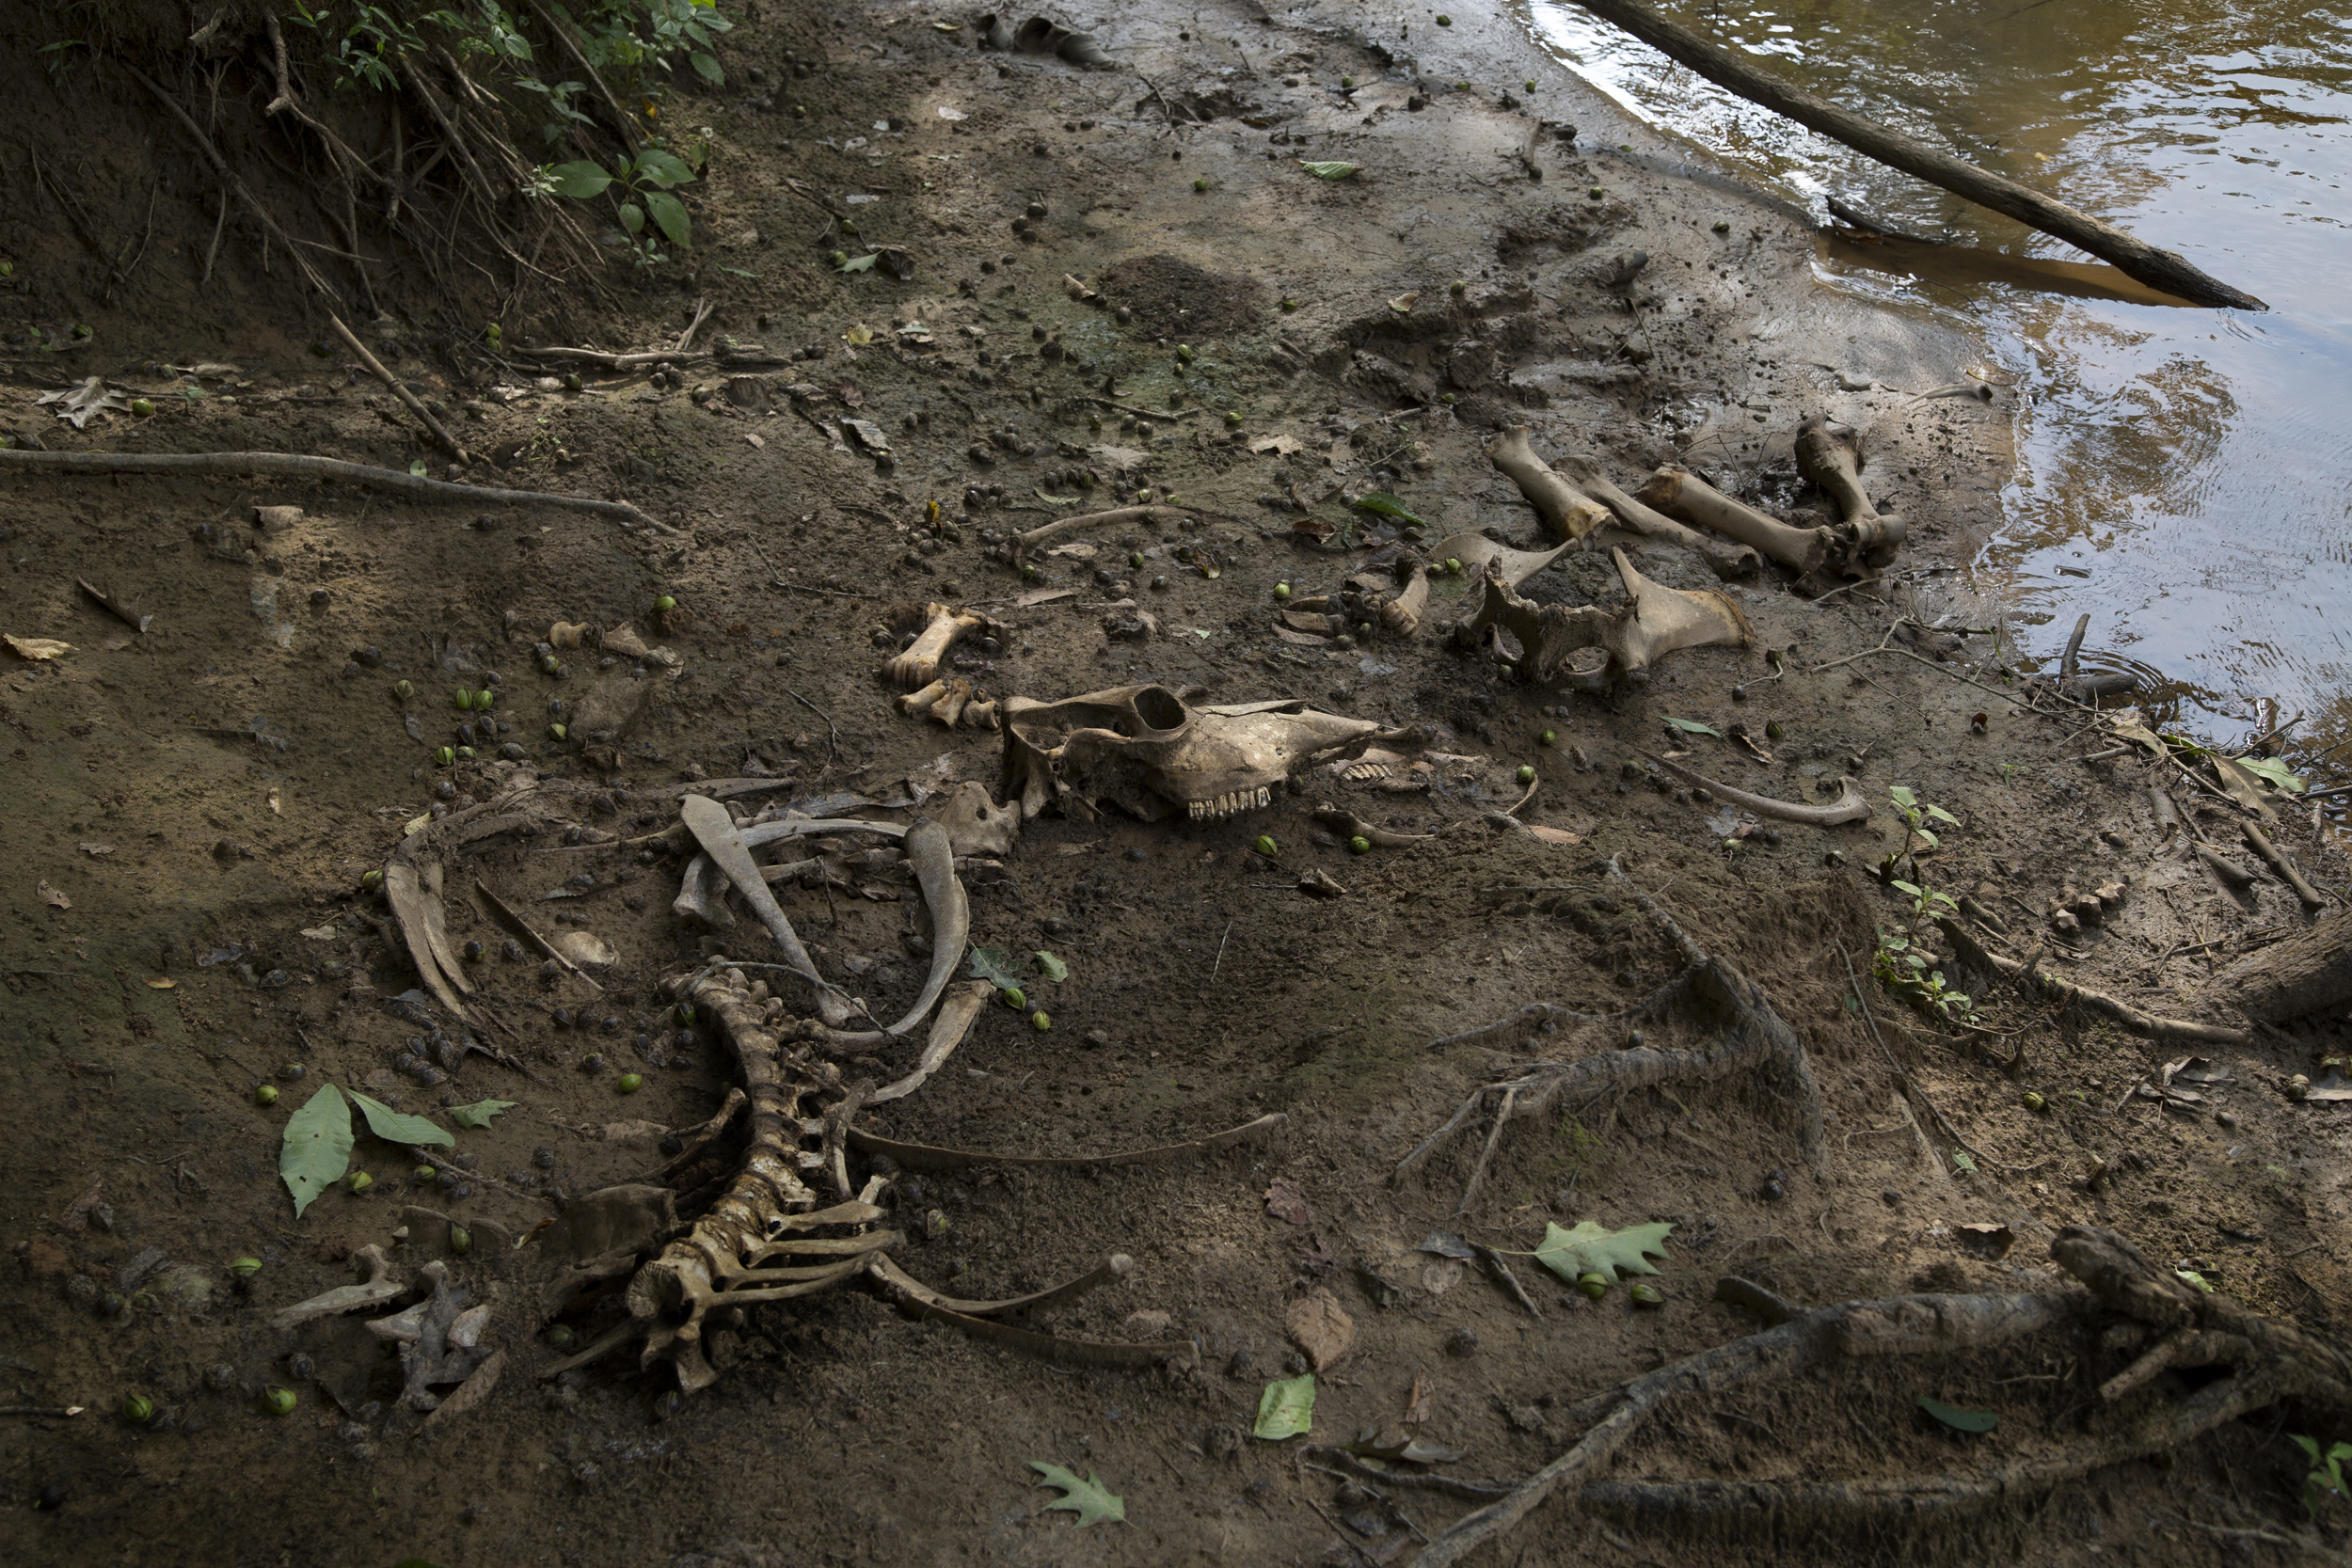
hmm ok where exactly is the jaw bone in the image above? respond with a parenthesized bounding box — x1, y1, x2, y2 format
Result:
(999, 684, 1391, 823)
(1461, 547, 1752, 688)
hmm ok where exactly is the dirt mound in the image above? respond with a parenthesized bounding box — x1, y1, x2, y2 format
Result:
(1096, 254, 1266, 339)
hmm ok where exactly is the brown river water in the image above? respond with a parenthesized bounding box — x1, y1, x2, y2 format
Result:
(1521, 0, 2352, 784)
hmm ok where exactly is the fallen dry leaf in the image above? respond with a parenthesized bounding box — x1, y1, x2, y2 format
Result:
(1263, 1177, 1312, 1227)
(1526, 825, 1582, 847)
(5, 634, 73, 661)
(37, 377, 132, 429)
(1016, 588, 1077, 608)
(1286, 1288, 1356, 1370)
(1250, 434, 1304, 456)
(1404, 1372, 1434, 1426)
(78, 842, 114, 857)
(37, 880, 72, 911)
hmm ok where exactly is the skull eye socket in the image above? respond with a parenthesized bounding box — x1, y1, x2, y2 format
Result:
(1132, 687, 1186, 730)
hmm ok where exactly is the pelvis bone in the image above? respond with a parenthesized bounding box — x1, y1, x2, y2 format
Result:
(1462, 547, 1751, 689)
(1000, 684, 1391, 823)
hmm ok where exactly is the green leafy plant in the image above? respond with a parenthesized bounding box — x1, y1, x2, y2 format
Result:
(1872, 924, 1976, 1023)
(1888, 784, 1959, 856)
(2290, 1433, 2352, 1519)
(539, 147, 698, 251)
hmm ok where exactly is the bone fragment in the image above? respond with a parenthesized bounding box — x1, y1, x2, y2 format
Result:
(1463, 549, 1751, 686)
(1644, 754, 1872, 826)
(681, 795, 856, 1028)
(868, 982, 992, 1103)
(1638, 466, 1830, 576)
(1484, 426, 1611, 540)
(877, 818, 967, 1037)
(1013, 504, 1196, 562)
(867, 1252, 1133, 1318)
(1794, 415, 1908, 569)
(1549, 453, 1762, 578)
(270, 1243, 403, 1329)
(673, 816, 908, 927)
(421, 1348, 503, 1432)
(1312, 804, 1433, 847)
(869, 1288, 1196, 1370)
(883, 603, 984, 689)
(933, 678, 974, 728)
(939, 781, 1020, 857)
(897, 678, 949, 717)
(1425, 532, 1572, 589)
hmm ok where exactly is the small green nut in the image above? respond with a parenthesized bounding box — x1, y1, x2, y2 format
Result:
(1003, 986, 1027, 1011)
(675, 1002, 696, 1026)
(1518, 766, 1536, 785)
(1022, 562, 1041, 580)
(1349, 835, 1372, 855)
(473, 689, 495, 711)
(131, 397, 155, 418)
(1436, 13, 1453, 24)
(1273, 582, 1292, 601)
(924, 1208, 950, 1239)
(255, 1084, 279, 1107)
(394, 679, 414, 701)
(1712, 219, 1732, 234)
(1444, 557, 1463, 576)
(485, 323, 503, 341)
(1765, 720, 1786, 740)
(564, 372, 583, 392)
(1031, 1010, 1051, 1032)
(1526, 79, 1538, 92)
(1176, 343, 1195, 363)
(1450, 279, 1466, 295)
(456, 745, 475, 761)
(346, 1171, 373, 1196)
(2022, 1091, 2047, 1113)
(548, 722, 567, 740)
(230, 1258, 262, 1279)
(1341, 75, 1356, 89)
(1193, 177, 1208, 193)
(1131, 551, 1146, 569)
(122, 1394, 154, 1425)
(450, 1226, 472, 1256)
(263, 1386, 297, 1417)
(361, 868, 385, 894)
(455, 688, 475, 711)
(831, 250, 849, 267)
(434, 746, 455, 768)
(1576, 1272, 1610, 1301)
(1590, 186, 1606, 199)
(1629, 1281, 1663, 1307)
(655, 594, 678, 612)
(1088, 414, 1104, 431)
(617, 1072, 644, 1094)
(548, 1324, 579, 1350)
(540, 653, 562, 674)
(839, 217, 858, 236)
(1224, 410, 1243, 427)
(415, 1165, 437, 1181)
(1254, 834, 1279, 858)
(1280, 297, 1299, 312)
(1539, 729, 1557, 747)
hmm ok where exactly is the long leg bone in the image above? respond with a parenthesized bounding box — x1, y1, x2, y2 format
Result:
(1550, 453, 1762, 578)
(1794, 415, 1907, 572)
(882, 603, 986, 689)
(1485, 426, 1612, 539)
(1637, 466, 1831, 577)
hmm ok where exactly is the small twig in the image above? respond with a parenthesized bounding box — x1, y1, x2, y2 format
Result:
(785, 689, 840, 763)
(1210, 918, 1234, 985)
(0, 1406, 85, 1418)
(327, 311, 468, 462)
(674, 295, 715, 354)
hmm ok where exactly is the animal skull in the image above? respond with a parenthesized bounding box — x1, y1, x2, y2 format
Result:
(999, 685, 1391, 822)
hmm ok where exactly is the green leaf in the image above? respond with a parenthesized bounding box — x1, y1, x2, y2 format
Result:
(1350, 491, 1424, 526)
(1253, 1373, 1315, 1440)
(407, 459, 429, 477)
(279, 1084, 355, 1218)
(1034, 951, 1069, 983)
(1530, 1218, 1673, 1284)
(2175, 1267, 2215, 1293)
(1917, 1396, 1997, 1433)
(644, 190, 692, 248)
(967, 946, 1025, 990)
(619, 201, 646, 235)
(346, 1088, 454, 1148)
(836, 252, 879, 273)
(2236, 754, 2306, 793)
(634, 149, 697, 189)
(1662, 716, 1722, 737)
(1296, 160, 1359, 180)
(1028, 1462, 1124, 1527)
(1889, 784, 1918, 809)
(1951, 1149, 1978, 1173)
(544, 159, 613, 198)
(1914, 828, 1940, 848)
(1890, 880, 1923, 898)
(449, 1099, 516, 1130)
(690, 50, 724, 84)
(1925, 804, 1962, 825)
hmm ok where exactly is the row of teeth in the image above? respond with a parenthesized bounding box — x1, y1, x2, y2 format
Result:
(1187, 786, 1273, 822)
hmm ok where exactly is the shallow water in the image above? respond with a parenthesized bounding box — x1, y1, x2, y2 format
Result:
(1521, 0, 2352, 773)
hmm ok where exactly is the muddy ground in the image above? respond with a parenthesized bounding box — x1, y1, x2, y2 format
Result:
(4, 2, 2349, 1565)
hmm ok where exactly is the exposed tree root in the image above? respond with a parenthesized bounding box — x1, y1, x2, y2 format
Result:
(1936, 916, 2248, 1044)
(1409, 1223, 2350, 1563)
(1399, 861, 1823, 1203)
(0, 449, 662, 531)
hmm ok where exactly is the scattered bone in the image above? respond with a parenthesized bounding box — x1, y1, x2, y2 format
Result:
(1011, 504, 1196, 564)
(1549, 453, 1761, 577)
(868, 982, 991, 1102)
(1795, 415, 1909, 567)
(882, 602, 988, 689)
(682, 793, 859, 1030)
(999, 684, 1394, 822)
(1646, 754, 1870, 826)
(1484, 426, 1611, 539)
(270, 1244, 403, 1329)
(390, 1260, 485, 1412)
(1424, 532, 1572, 590)
(552, 929, 616, 969)
(1463, 549, 1751, 688)
(548, 621, 592, 649)
(938, 781, 1020, 858)
(421, 1348, 503, 1432)
(1312, 804, 1432, 847)
(1298, 868, 1349, 898)
(867, 1253, 1134, 1319)
(2047, 880, 2126, 930)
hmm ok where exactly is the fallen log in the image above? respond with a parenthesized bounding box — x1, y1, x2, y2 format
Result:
(1567, 0, 2265, 310)
(2211, 905, 2352, 1022)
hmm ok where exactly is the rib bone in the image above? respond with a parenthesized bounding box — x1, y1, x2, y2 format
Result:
(1645, 752, 1872, 826)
